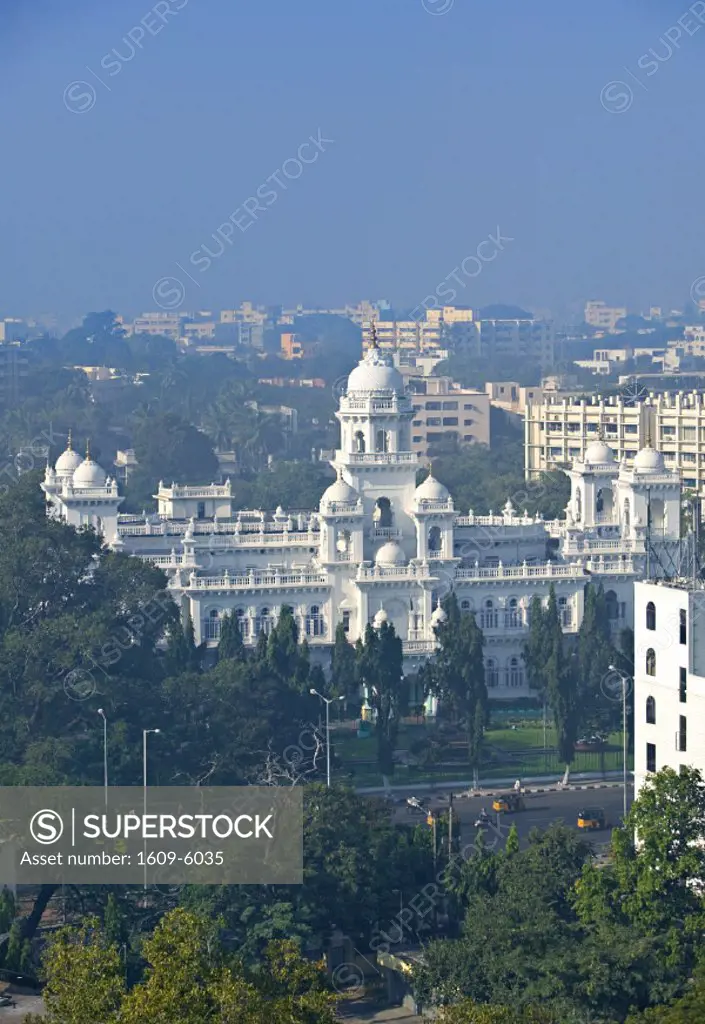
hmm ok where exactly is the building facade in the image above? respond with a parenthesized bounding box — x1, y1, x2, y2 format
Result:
(42, 342, 684, 704)
(525, 391, 705, 495)
(585, 301, 627, 332)
(408, 376, 490, 456)
(634, 579, 705, 800)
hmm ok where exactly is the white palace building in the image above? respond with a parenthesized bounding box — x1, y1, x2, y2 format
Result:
(41, 339, 685, 702)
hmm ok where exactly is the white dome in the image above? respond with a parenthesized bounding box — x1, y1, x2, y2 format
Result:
(320, 476, 359, 505)
(633, 446, 666, 473)
(55, 445, 83, 477)
(373, 608, 388, 627)
(375, 541, 406, 566)
(431, 605, 447, 626)
(415, 472, 450, 502)
(347, 343, 404, 395)
(72, 457, 107, 489)
(583, 440, 615, 466)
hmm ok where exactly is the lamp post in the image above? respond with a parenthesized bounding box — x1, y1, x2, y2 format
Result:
(608, 665, 630, 820)
(143, 728, 160, 890)
(310, 690, 344, 788)
(97, 709, 108, 808)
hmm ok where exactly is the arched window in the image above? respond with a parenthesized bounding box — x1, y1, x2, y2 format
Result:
(605, 590, 619, 621)
(646, 696, 656, 724)
(257, 607, 274, 636)
(486, 658, 498, 688)
(646, 601, 656, 630)
(354, 430, 365, 453)
(235, 607, 249, 639)
(481, 599, 497, 630)
(306, 605, 324, 637)
(374, 496, 393, 529)
(559, 596, 572, 628)
(646, 648, 656, 676)
(375, 429, 389, 453)
(428, 526, 442, 553)
(205, 608, 221, 641)
(508, 657, 523, 688)
(461, 599, 471, 612)
(506, 597, 520, 628)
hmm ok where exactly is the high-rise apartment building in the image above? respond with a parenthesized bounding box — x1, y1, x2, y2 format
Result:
(525, 391, 705, 495)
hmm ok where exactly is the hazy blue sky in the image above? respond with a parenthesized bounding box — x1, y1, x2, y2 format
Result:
(2, 0, 705, 322)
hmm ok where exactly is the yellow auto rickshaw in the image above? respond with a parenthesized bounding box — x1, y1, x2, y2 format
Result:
(492, 793, 526, 813)
(577, 807, 606, 831)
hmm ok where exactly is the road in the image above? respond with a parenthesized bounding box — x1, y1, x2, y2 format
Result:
(393, 784, 632, 853)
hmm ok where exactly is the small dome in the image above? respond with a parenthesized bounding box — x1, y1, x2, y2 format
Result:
(320, 476, 359, 505)
(415, 472, 450, 502)
(633, 446, 666, 473)
(583, 440, 615, 466)
(431, 605, 447, 626)
(373, 608, 388, 627)
(346, 342, 404, 395)
(72, 457, 107, 489)
(55, 443, 83, 477)
(375, 541, 406, 566)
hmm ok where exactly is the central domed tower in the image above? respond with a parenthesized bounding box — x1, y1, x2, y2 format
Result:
(332, 326, 419, 559)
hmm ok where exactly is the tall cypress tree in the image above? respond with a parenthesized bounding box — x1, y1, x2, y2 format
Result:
(544, 586, 577, 775)
(425, 594, 487, 770)
(356, 621, 406, 775)
(217, 610, 246, 663)
(330, 622, 356, 701)
(576, 583, 618, 736)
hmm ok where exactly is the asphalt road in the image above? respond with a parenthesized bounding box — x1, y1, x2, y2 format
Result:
(393, 784, 632, 853)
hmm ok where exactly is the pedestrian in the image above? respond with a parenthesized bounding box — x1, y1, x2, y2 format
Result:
(514, 778, 521, 793)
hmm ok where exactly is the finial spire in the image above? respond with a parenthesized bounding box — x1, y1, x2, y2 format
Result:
(67, 429, 73, 451)
(368, 318, 379, 350)
(85, 438, 91, 461)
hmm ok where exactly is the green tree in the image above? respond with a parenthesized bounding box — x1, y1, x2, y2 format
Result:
(505, 823, 520, 858)
(356, 622, 406, 775)
(218, 610, 246, 663)
(330, 622, 356, 702)
(575, 583, 618, 736)
(424, 594, 486, 770)
(33, 917, 125, 1024)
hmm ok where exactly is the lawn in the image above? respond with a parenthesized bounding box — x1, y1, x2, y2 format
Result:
(330, 719, 630, 788)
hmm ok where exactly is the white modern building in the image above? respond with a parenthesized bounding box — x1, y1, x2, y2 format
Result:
(42, 339, 685, 703)
(634, 579, 705, 799)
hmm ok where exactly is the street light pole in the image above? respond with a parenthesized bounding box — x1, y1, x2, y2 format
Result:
(310, 690, 344, 788)
(609, 665, 630, 821)
(143, 728, 160, 890)
(97, 709, 108, 808)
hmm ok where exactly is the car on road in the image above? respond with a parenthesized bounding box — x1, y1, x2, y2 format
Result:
(492, 794, 526, 813)
(577, 807, 607, 830)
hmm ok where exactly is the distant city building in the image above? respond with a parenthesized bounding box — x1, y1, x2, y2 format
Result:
(130, 313, 184, 340)
(406, 376, 489, 457)
(365, 310, 554, 370)
(257, 377, 326, 388)
(113, 449, 139, 484)
(525, 391, 705, 495)
(0, 343, 28, 403)
(634, 578, 705, 800)
(485, 381, 543, 415)
(584, 300, 628, 333)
